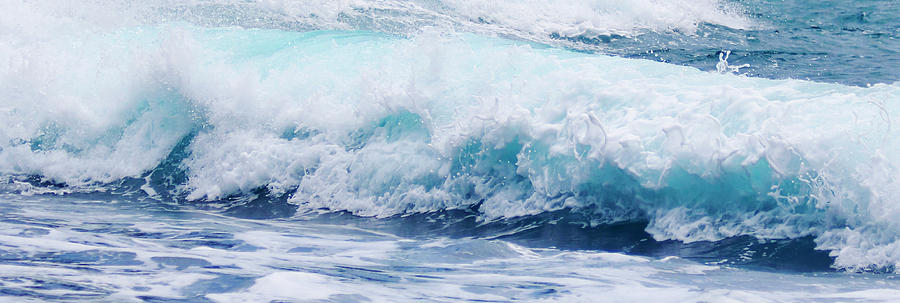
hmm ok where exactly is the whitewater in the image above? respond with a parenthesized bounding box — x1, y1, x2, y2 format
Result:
(2, 0, 900, 301)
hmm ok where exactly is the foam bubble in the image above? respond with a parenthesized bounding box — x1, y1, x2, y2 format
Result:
(208, 272, 344, 302)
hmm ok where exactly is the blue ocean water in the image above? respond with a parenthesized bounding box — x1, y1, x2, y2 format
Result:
(2, 0, 900, 301)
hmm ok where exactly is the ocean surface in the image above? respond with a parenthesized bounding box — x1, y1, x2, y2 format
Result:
(2, 0, 900, 301)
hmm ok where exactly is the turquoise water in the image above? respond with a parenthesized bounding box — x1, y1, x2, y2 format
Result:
(2, 0, 900, 301)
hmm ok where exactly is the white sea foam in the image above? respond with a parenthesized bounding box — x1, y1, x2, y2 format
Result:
(3, 194, 900, 302)
(0, 0, 752, 50)
(437, 0, 751, 36)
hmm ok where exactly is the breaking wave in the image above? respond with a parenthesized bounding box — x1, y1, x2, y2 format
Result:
(3, 0, 900, 272)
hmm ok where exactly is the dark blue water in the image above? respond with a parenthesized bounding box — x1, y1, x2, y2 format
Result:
(585, 0, 900, 86)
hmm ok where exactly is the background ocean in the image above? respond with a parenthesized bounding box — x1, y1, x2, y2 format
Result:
(1, 0, 900, 301)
